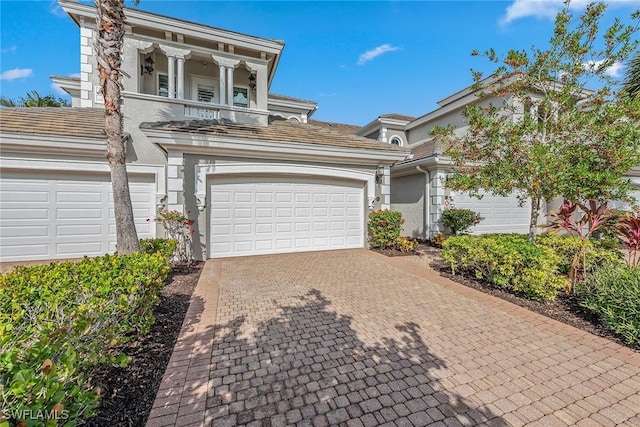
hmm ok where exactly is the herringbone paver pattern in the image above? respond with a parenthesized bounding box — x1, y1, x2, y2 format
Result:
(147, 249, 640, 427)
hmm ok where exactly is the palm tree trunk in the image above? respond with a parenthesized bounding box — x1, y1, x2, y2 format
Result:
(96, 0, 139, 253)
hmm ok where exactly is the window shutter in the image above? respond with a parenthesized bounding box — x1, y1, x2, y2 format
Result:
(198, 85, 215, 103)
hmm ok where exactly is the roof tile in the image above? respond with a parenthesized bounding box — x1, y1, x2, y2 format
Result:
(0, 107, 105, 139)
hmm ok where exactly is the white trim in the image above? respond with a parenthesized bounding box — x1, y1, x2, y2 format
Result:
(0, 132, 105, 156)
(194, 162, 375, 212)
(0, 157, 166, 209)
(145, 129, 409, 165)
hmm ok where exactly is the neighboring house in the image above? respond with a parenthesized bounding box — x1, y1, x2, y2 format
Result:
(360, 80, 640, 240)
(0, 0, 409, 262)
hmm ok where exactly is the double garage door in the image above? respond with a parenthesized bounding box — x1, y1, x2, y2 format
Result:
(0, 170, 155, 262)
(450, 190, 531, 234)
(209, 176, 365, 258)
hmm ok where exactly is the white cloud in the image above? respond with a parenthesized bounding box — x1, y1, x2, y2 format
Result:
(50, 82, 67, 96)
(584, 60, 625, 77)
(0, 68, 33, 81)
(500, 0, 640, 25)
(1, 44, 17, 54)
(357, 44, 401, 66)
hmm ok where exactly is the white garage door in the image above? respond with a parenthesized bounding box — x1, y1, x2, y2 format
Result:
(209, 176, 364, 258)
(450, 190, 531, 234)
(0, 170, 156, 262)
(610, 185, 640, 211)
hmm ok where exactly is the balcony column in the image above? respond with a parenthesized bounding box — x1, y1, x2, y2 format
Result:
(176, 56, 185, 99)
(159, 44, 192, 99)
(219, 64, 226, 105)
(211, 54, 240, 106)
(167, 55, 176, 98)
(226, 66, 234, 106)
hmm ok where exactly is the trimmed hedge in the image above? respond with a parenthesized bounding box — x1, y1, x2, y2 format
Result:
(368, 210, 404, 248)
(442, 234, 567, 301)
(0, 252, 170, 426)
(577, 265, 640, 347)
(536, 234, 624, 275)
(140, 238, 178, 261)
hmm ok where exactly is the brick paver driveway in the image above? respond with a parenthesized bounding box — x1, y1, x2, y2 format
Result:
(147, 249, 640, 427)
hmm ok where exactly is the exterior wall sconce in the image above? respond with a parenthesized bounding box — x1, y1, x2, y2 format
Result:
(141, 56, 154, 75)
(375, 166, 385, 184)
(248, 73, 256, 90)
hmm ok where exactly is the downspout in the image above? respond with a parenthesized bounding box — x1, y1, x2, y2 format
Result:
(416, 165, 430, 240)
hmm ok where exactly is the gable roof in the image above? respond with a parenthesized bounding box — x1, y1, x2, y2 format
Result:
(0, 108, 105, 139)
(140, 116, 405, 152)
(379, 113, 416, 122)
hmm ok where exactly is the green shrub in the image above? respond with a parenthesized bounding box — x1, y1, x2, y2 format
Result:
(536, 234, 624, 275)
(441, 208, 483, 235)
(395, 237, 419, 253)
(140, 238, 178, 260)
(368, 210, 404, 248)
(0, 253, 170, 426)
(577, 264, 640, 347)
(442, 234, 567, 301)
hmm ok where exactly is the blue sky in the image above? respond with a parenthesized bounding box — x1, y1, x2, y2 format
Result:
(1, 0, 638, 125)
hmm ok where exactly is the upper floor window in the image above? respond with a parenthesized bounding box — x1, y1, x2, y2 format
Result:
(233, 87, 248, 108)
(197, 84, 216, 103)
(389, 136, 403, 147)
(159, 74, 169, 97)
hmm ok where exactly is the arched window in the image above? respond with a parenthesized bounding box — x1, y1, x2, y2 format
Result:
(389, 136, 402, 146)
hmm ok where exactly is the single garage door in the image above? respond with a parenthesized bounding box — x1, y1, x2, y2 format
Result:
(209, 175, 364, 258)
(0, 170, 156, 262)
(450, 190, 531, 234)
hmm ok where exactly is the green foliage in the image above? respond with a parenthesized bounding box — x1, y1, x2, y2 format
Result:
(0, 91, 70, 108)
(395, 237, 419, 253)
(139, 238, 178, 260)
(433, 3, 640, 241)
(368, 210, 405, 248)
(578, 264, 640, 347)
(442, 234, 567, 301)
(441, 208, 483, 235)
(0, 253, 170, 426)
(536, 234, 624, 275)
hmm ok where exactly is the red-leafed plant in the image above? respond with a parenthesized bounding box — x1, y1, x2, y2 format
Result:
(617, 210, 640, 267)
(545, 200, 619, 291)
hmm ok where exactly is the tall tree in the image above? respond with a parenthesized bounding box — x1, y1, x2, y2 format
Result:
(0, 91, 70, 107)
(95, 0, 140, 253)
(433, 1, 640, 242)
(623, 50, 640, 99)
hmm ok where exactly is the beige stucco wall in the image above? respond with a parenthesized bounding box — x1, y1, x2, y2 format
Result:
(391, 173, 426, 239)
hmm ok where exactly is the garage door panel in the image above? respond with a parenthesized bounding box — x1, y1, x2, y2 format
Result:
(0, 171, 155, 262)
(210, 176, 364, 258)
(451, 190, 530, 234)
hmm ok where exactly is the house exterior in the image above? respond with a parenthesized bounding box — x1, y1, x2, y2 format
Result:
(360, 80, 640, 240)
(0, 0, 409, 263)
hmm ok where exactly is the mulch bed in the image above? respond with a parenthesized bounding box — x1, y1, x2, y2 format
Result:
(376, 243, 636, 351)
(87, 262, 203, 427)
